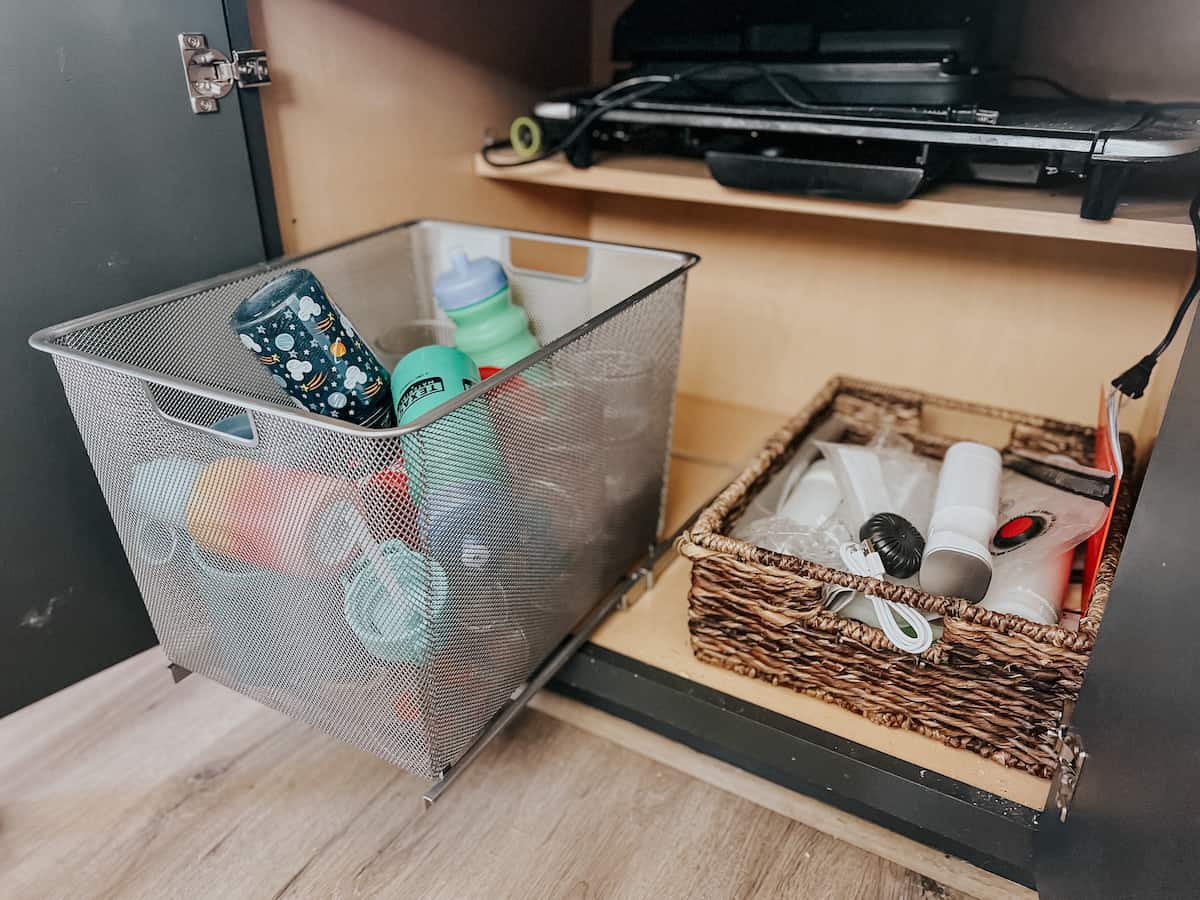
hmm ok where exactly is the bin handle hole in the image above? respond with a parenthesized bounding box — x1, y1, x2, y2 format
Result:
(920, 402, 1015, 449)
(142, 381, 258, 446)
(506, 236, 591, 282)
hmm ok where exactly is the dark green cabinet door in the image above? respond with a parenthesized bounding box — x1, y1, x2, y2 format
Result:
(1, 0, 271, 714)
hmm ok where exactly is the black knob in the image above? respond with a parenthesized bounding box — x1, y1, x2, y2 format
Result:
(859, 512, 925, 579)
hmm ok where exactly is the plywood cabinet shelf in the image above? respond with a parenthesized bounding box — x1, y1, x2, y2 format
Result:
(477, 153, 1197, 252)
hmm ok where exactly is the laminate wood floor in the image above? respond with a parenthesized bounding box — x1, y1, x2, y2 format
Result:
(0, 649, 973, 900)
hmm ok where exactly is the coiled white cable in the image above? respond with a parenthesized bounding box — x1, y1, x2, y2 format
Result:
(838, 541, 934, 655)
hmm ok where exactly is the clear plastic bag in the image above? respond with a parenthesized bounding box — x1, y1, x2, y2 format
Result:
(734, 514, 853, 569)
(732, 418, 847, 534)
(814, 440, 940, 537)
(730, 419, 849, 562)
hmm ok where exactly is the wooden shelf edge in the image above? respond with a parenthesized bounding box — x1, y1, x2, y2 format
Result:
(476, 154, 1195, 252)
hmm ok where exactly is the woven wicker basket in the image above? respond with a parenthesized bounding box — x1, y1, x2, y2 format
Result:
(678, 376, 1137, 778)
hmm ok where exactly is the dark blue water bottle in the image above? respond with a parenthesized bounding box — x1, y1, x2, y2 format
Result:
(232, 268, 394, 427)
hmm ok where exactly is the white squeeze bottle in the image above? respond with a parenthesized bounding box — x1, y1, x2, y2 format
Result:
(919, 442, 1002, 603)
(434, 252, 540, 371)
(980, 551, 1072, 626)
(778, 459, 841, 526)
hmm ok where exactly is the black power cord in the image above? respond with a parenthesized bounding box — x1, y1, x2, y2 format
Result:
(1011, 74, 1200, 400)
(482, 78, 681, 168)
(1010, 74, 1200, 116)
(1009, 74, 1107, 105)
(482, 63, 739, 168)
(728, 64, 995, 123)
(481, 63, 995, 167)
(1111, 190, 1200, 399)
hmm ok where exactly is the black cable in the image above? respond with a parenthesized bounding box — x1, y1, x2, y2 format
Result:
(1111, 190, 1200, 399)
(1010, 74, 1200, 117)
(1009, 74, 1100, 104)
(481, 64, 741, 168)
(482, 63, 987, 167)
(672, 62, 978, 121)
(481, 78, 678, 168)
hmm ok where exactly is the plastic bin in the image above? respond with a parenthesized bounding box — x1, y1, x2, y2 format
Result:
(31, 220, 696, 777)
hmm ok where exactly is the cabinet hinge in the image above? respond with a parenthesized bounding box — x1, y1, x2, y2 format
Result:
(178, 33, 270, 114)
(1054, 724, 1087, 823)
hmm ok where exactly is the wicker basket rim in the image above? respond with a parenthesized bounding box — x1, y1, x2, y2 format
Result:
(679, 374, 1136, 654)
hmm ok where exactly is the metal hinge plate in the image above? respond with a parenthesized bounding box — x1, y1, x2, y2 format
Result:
(619, 542, 676, 609)
(178, 33, 270, 114)
(1054, 724, 1087, 823)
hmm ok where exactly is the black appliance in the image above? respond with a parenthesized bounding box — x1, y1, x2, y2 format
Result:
(611, 0, 1026, 107)
(519, 0, 1200, 218)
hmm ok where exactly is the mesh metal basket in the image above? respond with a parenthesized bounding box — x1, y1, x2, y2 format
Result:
(31, 220, 695, 777)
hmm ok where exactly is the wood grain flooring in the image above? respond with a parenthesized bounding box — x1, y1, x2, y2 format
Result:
(0, 649, 976, 900)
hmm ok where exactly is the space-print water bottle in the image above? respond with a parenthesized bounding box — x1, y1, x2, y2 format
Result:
(232, 268, 394, 428)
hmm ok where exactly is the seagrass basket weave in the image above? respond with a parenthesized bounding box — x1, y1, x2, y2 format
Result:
(678, 376, 1137, 778)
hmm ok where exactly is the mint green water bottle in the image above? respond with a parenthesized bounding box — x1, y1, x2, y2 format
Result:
(434, 252, 540, 370)
(390, 345, 501, 500)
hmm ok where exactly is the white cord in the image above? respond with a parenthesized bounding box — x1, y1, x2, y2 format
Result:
(838, 542, 934, 655)
(825, 586, 855, 614)
(592, 74, 676, 103)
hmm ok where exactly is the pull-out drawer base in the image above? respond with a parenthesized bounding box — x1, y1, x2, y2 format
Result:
(554, 393, 1053, 890)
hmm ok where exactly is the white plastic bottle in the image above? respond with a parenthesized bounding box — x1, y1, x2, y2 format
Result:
(980, 551, 1072, 625)
(778, 459, 841, 526)
(920, 442, 1001, 602)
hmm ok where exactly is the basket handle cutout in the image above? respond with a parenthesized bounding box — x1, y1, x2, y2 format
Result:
(507, 236, 591, 281)
(142, 381, 258, 446)
(920, 401, 1014, 450)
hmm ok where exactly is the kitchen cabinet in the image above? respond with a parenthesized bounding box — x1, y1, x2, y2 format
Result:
(14, 1, 1200, 895)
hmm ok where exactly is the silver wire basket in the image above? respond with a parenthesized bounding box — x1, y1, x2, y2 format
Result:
(31, 220, 695, 777)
